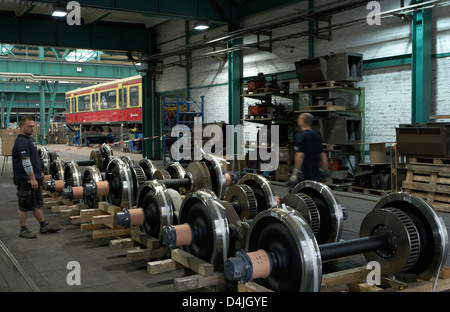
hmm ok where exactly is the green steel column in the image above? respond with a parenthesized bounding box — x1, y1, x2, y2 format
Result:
(39, 81, 45, 145)
(411, 1, 432, 124)
(38, 47, 45, 60)
(308, 0, 315, 107)
(185, 21, 191, 99)
(228, 38, 242, 156)
(142, 74, 160, 159)
(44, 82, 58, 143)
(0, 92, 5, 129)
(6, 93, 15, 126)
(308, 0, 315, 58)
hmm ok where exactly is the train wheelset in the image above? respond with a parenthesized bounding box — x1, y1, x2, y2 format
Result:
(224, 192, 448, 292)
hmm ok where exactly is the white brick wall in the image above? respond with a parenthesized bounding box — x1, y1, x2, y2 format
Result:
(154, 0, 450, 151)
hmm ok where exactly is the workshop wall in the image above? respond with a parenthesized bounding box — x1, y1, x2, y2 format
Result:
(154, 0, 450, 145)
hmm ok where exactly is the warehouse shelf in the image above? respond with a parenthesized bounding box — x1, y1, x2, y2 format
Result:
(295, 85, 366, 163)
(162, 95, 204, 164)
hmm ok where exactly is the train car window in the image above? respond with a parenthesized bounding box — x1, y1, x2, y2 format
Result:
(66, 98, 71, 113)
(100, 90, 117, 109)
(123, 88, 128, 108)
(78, 94, 91, 112)
(130, 86, 139, 107)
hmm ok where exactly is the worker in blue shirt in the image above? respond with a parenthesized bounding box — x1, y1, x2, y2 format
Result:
(12, 116, 61, 238)
(289, 113, 330, 189)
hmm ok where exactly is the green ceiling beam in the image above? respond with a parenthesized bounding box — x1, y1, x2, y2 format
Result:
(0, 81, 90, 94)
(236, 0, 297, 19)
(0, 58, 137, 79)
(0, 13, 151, 53)
(26, 0, 232, 24)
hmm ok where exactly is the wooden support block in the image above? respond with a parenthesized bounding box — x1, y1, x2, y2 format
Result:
(109, 238, 135, 249)
(80, 223, 106, 232)
(58, 196, 74, 206)
(174, 272, 225, 292)
(238, 281, 273, 292)
(97, 201, 122, 214)
(60, 206, 81, 217)
(126, 246, 169, 261)
(439, 267, 450, 279)
(92, 227, 131, 239)
(321, 266, 370, 288)
(43, 198, 62, 208)
(92, 214, 114, 225)
(147, 259, 184, 275)
(70, 209, 102, 224)
(130, 230, 161, 249)
(171, 249, 214, 277)
(51, 204, 70, 213)
(355, 283, 383, 292)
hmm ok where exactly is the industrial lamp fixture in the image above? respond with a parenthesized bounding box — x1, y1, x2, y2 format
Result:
(194, 19, 209, 30)
(52, 5, 67, 17)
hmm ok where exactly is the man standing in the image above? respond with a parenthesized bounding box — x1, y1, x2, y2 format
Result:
(289, 113, 329, 188)
(12, 116, 61, 238)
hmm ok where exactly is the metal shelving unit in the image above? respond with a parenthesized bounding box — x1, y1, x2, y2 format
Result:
(162, 95, 204, 164)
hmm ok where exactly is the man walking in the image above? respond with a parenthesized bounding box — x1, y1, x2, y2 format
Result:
(12, 116, 61, 238)
(289, 113, 329, 188)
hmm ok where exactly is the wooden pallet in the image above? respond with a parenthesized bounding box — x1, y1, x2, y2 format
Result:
(243, 87, 281, 95)
(147, 249, 225, 291)
(298, 80, 355, 90)
(238, 266, 450, 292)
(402, 163, 450, 212)
(408, 156, 450, 166)
(306, 104, 346, 111)
(348, 186, 390, 197)
(109, 229, 170, 262)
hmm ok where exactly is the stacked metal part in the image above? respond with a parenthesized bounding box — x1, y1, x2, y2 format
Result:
(113, 157, 239, 241)
(160, 178, 347, 273)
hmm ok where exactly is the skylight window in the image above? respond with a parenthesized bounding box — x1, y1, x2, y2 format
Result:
(66, 49, 103, 62)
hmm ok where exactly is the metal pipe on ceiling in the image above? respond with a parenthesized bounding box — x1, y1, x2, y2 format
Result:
(141, 0, 450, 68)
(0, 72, 116, 83)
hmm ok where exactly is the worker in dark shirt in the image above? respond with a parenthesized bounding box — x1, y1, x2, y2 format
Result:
(12, 116, 61, 239)
(289, 113, 329, 189)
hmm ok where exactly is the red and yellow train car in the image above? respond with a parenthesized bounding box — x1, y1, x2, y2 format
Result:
(65, 75, 143, 125)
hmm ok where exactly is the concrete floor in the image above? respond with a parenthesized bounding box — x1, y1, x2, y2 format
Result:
(1, 143, 450, 292)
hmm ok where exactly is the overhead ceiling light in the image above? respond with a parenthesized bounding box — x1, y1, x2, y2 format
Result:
(52, 5, 67, 17)
(194, 19, 209, 30)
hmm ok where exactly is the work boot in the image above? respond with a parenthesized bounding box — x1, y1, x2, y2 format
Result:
(40, 223, 62, 234)
(19, 228, 37, 239)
